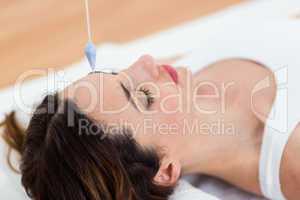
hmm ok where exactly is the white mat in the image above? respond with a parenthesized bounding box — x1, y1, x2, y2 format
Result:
(1, 0, 300, 199)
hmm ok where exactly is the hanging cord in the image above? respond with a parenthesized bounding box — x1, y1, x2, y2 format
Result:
(84, 0, 97, 70)
(84, 0, 92, 41)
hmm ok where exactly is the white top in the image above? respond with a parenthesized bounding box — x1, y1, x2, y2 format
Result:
(175, 20, 300, 200)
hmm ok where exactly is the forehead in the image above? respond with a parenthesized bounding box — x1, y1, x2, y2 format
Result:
(61, 73, 132, 122)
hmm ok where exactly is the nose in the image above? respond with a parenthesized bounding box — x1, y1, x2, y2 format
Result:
(131, 55, 160, 80)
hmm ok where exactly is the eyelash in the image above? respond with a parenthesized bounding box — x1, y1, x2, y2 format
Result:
(120, 82, 155, 109)
(139, 87, 154, 108)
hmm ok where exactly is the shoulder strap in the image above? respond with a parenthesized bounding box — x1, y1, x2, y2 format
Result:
(259, 125, 291, 200)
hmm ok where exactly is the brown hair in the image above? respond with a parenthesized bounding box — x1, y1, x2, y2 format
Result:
(1, 94, 175, 200)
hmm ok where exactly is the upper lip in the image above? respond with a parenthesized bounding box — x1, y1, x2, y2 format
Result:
(161, 65, 178, 84)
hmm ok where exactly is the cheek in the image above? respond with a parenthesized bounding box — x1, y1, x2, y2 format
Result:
(144, 83, 186, 135)
(155, 88, 181, 113)
(151, 113, 185, 136)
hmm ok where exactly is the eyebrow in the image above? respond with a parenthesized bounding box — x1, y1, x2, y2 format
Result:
(119, 82, 140, 111)
(89, 71, 118, 75)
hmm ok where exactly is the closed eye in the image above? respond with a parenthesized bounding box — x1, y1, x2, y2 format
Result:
(138, 87, 154, 109)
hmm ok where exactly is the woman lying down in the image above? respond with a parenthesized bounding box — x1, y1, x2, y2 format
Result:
(1, 51, 300, 200)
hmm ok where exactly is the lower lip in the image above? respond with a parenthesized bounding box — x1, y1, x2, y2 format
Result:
(162, 65, 178, 84)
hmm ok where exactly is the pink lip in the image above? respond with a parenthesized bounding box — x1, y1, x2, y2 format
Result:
(162, 65, 178, 84)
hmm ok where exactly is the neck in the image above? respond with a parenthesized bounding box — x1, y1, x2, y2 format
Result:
(179, 116, 238, 175)
(152, 110, 239, 178)
(154, 83, 243, 178)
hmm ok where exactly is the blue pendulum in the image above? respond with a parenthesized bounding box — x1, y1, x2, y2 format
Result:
(84, 0, 97, 71)
(85, 41, 97, 71)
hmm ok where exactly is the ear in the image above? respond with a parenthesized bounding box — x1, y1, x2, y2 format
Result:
(153, 157, 181, 186)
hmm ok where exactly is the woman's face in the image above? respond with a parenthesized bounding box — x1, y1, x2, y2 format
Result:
(62, 55, 192, 146)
